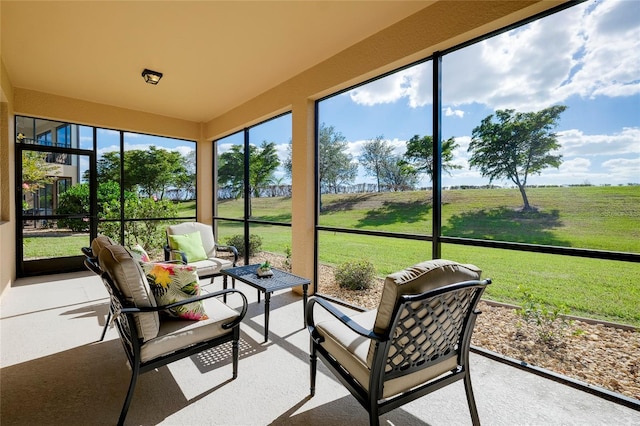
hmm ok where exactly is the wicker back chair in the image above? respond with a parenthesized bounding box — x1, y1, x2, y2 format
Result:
(307, 259, 491, 426)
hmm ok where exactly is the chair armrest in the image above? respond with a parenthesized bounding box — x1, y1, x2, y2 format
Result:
(164, 244, 187, 263)
(215, 244, 239, 266)
(307, 297, 384, 342)
(81, 246, 94, 258)
(121, 288, 248, 329)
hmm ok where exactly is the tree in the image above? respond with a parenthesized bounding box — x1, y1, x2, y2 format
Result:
(403, 135, 461, 183)
(173, 150, 196, 200)
(217, 141, 281, 215)
(93, 151, 121, 186)
(249, 142, 280, 197)
(21, 151, 58, 195)
(360, 136, 394, 192)
(468, 106, 567, 211)
(217, 144, 244, 197)
(91, 147, 189, 199)
(318, 123, 357, 193)
(379, 158, 419, 191)
(126, 147, 187, 199)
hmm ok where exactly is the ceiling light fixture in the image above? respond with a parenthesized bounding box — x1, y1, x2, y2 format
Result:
(141, 68, 163, 85)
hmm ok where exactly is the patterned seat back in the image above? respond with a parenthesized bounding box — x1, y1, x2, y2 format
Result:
(381, 282, 485, 382)
(367, 259, 482, 367)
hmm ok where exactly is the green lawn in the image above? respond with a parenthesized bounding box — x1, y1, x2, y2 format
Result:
(23, 186, 640, 326)
(236, 186, 640, 326)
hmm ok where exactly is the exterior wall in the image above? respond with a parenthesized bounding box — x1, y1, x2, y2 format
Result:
(1, 57, 16, 296)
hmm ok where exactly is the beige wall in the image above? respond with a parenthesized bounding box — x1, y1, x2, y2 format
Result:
(0, 1, 564, 293)
(1, 56, 16, 296)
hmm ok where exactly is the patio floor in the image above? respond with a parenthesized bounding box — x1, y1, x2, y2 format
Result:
(1, 271, 638, 425)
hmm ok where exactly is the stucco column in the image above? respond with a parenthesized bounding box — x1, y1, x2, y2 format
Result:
(291, 99, 316, 294)
(197, 124, 214, 226)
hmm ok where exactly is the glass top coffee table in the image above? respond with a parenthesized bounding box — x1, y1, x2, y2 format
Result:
(221, 264, 310, 342)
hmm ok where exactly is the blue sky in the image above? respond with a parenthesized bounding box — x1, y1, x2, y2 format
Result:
(99, 0, 640, 189)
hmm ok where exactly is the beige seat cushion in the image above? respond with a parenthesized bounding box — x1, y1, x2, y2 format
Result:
(373, 259, 482, 336)
(91, 235, 116, 258)
(167, 222, 217, 258)
(316, 308, 458, 399)
(316, 310, 376, 391)
(99, 244, 160, 341)
(167, 222, 233, 276)
(140, 296, 241, 363)
(189, 258, 234, 278)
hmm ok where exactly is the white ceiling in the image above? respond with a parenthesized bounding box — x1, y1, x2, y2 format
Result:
(1, 1, 433, 123)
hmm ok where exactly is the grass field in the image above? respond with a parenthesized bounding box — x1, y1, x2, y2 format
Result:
(23, 186, 640, 326)
(220, 186, 640, 326)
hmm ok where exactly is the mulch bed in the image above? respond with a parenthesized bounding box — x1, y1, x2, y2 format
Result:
(249, 253, 639, 401)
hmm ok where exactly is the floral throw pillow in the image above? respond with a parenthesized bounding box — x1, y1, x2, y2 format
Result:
(142, 262, 208, 321)
(129, 244, 151, 263)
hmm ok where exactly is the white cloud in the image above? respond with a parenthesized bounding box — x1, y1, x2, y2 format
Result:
(347, 0, 640, 112)
(348, 61, 431, 107)
(444, 107, 464, 118)
(348, 137, 407, 160)
(558, 127, 640, 156)
(348, 72, 412, 106)
(602, 157, 640, 181)
(559, 157, 592, 173)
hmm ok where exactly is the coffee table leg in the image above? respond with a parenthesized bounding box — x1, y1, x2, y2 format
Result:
(302, 283, 308, 328)
(223, 276, 228, 303)
(264, 291, 270, 342)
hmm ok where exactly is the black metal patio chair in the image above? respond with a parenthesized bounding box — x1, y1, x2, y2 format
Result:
(307, 259, 491, 426)
(85, 242, 247, 425)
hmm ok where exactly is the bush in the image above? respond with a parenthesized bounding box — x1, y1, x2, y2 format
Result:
(100, 193, 178, 252)
(57, 183, 90, 231)
(335, 259, 376, 291)
(225, 234, 263, 256)
(515, 287, 572, 344)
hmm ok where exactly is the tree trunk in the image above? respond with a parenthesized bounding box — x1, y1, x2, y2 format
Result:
(517, 183, 532, 211)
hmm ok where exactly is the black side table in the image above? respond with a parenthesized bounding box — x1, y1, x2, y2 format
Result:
(221, 264, 310, 342)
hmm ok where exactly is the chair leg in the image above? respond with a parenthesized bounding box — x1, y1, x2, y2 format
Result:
(232, 326, 240, 379)
(369, 413, 380, 426)
(464, 372, 481, 426)
(223, 276, 228, 303)
(99, 310, 112, 341)
(368, 395, 380, 426)
(118, 364, 140, 426)
(309, 343, 317, 396)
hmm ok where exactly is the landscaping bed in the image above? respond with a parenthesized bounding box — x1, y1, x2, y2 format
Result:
(251, 252, 639, 401)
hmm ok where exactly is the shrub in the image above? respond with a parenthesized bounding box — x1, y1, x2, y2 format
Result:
(99, 192, 178, 252)
(57, 183, 90, 231)
(335, 259, 376, 291)
(283, 245, 292, 271)
(225, 234, 263, 256)
(515, 287, 572, 344)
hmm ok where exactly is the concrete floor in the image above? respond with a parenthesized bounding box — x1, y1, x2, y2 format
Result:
(1, 271, 638, 425)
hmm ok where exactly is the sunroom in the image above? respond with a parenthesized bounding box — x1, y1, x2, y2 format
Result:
(1, 1, 638, 424)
